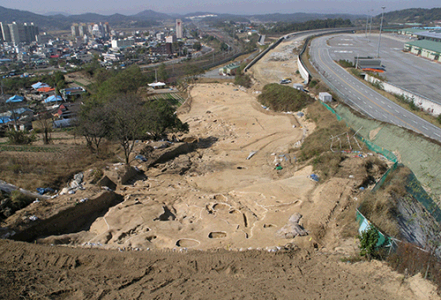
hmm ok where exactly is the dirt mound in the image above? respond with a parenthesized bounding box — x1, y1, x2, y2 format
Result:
(0, 239, 438, 300)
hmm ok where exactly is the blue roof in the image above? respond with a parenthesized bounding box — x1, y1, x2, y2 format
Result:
(11, 107, 32, 115)
(32, 82, 50, 89)
(0, 116, 13, 124)
(44, 95, 63, 103)
(6, 95, 24, 103)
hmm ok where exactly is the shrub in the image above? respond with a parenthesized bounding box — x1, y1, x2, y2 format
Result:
(309, 79, 318, 89)
(6, 130, 37, 145)
(90, 168, 104, 184)
(9, 190, 34, 211)
(337, 59, 354, 68)
(358, 226, 379, 259)
(258, 83, 314, 112)
(350, 68, 362, 77)
(371, 81, 384, 90)
(234, 74, 252, 88)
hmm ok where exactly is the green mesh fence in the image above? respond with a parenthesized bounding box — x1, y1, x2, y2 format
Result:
(320, 102, 342, 121)
(320, 101, 397, 162)
(406, 170, 441, 223)
(318, 101, 441, 228)
(356, 137, 398, 163)
(371, 162, 398, 192)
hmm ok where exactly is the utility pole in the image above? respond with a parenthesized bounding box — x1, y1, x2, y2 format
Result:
(377, 6, 386, 58)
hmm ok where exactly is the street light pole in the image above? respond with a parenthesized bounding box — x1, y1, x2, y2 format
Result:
(377, 6, 386, 58)
(368, 11, 373, 42)
(365, 13, 369, 38)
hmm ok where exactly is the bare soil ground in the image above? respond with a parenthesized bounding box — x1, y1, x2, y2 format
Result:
(1, 239, 439, 300)
(1, 41, 440, 298)
(1, 83, 439, 299)
(248, 37, 305, 91)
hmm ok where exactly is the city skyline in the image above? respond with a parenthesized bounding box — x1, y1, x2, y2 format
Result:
(0, 0, 440, 16)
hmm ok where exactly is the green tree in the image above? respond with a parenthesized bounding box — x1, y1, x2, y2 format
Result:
(193, 42, 202, 51)
(144, 99, 189, 139)
(220, 42, 229, 51)
(96, 65, 146, 98)
(157, 63, 168, 82)
(182, 63, 204, 84)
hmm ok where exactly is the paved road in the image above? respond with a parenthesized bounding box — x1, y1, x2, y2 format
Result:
(310, 35, 441, 142)
(327, 34, 441, 105)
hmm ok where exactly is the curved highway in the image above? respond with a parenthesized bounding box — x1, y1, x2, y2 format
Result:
(309, 35, 441, 142)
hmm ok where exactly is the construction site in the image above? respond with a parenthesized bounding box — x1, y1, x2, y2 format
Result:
(1, 32, 441, 299)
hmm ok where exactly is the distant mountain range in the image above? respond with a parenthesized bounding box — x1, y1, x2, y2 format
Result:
(0, 5, 439, 31)
(377, 8, 441, 24)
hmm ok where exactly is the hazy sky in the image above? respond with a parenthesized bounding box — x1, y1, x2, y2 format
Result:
(0, 0, 439, 16)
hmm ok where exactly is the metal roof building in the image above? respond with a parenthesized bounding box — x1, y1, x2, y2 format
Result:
(416, 30, 441, 43)
(404, 40, 441, 62)
(397, 28, 425, 37)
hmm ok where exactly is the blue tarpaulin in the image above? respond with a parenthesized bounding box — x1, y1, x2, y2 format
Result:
(44, 95, 63, 103)
(135, 155, 147, 162)
(6, 95, 24, 103)
(37, 187, 55, 195)
(310, 174, 319, 182)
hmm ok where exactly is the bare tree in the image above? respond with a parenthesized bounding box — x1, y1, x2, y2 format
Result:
(106, 94, 148, 165)
(36, 111, 53, 144)
(77, 106, 110, 155)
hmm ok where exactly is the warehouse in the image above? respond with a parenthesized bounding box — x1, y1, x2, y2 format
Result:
(404, 40, 441, 62)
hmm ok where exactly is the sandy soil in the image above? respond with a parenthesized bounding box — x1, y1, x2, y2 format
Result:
(248, 37, 305, 90)
(33, 83, 315, 251)
(1, 238, 440, 300)
(5, 83, 381, 255)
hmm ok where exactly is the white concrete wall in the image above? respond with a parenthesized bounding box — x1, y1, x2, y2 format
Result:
(410, 46, 420, 55)
(365, 74, 441, 116)
(297, 58, 309, 83)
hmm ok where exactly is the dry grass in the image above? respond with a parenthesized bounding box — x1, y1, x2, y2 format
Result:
(312, 152, 345, 181)
(298, 101, 348, 162)
(339, 199, 362, 239)
(0, 144, 114, 191)
(359, 192, 400, 238)
(388, 242, 441, 291)
(383, 166, 411, 197)
(358, 166, 411, 238)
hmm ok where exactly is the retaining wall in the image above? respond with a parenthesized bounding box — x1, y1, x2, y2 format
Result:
(365, 74, 441, 116)
(297, 57, 309, 83)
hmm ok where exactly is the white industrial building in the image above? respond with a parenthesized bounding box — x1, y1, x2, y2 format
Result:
(111, 39, 135, 50)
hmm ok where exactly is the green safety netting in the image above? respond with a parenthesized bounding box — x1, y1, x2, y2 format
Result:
(318, 100, 441, 227)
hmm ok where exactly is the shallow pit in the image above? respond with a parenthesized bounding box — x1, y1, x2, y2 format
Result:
(176, 238, 200, 248)
(208, 231, 227, 239)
